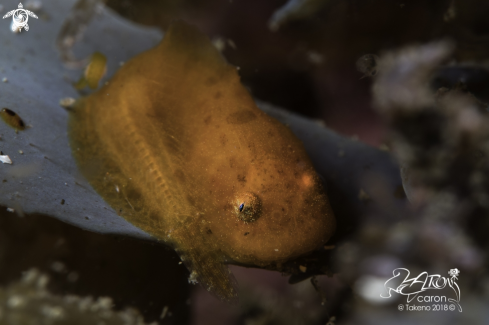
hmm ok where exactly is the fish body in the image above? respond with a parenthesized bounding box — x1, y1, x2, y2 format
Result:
(68, 21, 335, 302)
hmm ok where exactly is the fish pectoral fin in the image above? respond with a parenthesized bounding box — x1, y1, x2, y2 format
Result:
(180, 247, 239, 304)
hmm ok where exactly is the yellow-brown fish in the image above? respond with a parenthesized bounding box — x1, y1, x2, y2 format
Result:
(68, 21, 335, 302)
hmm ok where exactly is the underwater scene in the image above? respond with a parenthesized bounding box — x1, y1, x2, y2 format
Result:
(0, 0, 489, 324)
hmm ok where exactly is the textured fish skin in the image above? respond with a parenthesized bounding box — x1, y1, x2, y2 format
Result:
(68, 21, 335, 302)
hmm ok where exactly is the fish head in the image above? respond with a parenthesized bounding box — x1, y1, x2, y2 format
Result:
(197, 121, 336, 267)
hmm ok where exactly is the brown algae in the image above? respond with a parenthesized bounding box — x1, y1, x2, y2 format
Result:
(0, 108, 25, 130)
(75, 52, 107, 90)
(68, 21, 335, 302)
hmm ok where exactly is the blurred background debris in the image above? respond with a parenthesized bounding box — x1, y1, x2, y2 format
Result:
(0, 208, 190, 324)
(0, 269, 158, 325)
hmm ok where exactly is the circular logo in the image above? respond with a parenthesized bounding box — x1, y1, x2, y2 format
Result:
(13, 10, 27, 26)
(449, 304, 455, 311)
(398, 304, 404, 311)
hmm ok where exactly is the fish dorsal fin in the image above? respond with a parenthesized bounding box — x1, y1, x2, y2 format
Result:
(163, 21, 231, 70)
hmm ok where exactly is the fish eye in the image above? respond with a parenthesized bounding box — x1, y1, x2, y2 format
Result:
(233, 192, 261, 223)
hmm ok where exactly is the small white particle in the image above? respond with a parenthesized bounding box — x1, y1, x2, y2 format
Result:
(188, 271, 198, 284)
(18, 150, 23, 154)
(212, 38, 225, 52)
(0, 155, 12, 164)
(6, 208, 15, 213)
(2, 77, 7, 83)
(41, 305, 64, 319)
(21, 269, 38, 284)
(274, 249, 279, 252)
(95, 297, 113, 310)
(59, 97, 76, 109)
(354, 275, 391, 305)
(37, 275, 49, 288)
(7, 295, 24, 308)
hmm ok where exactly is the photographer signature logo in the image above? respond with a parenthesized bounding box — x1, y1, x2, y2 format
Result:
(381, 268, 462, 312)
(2, 3, 38, 32)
